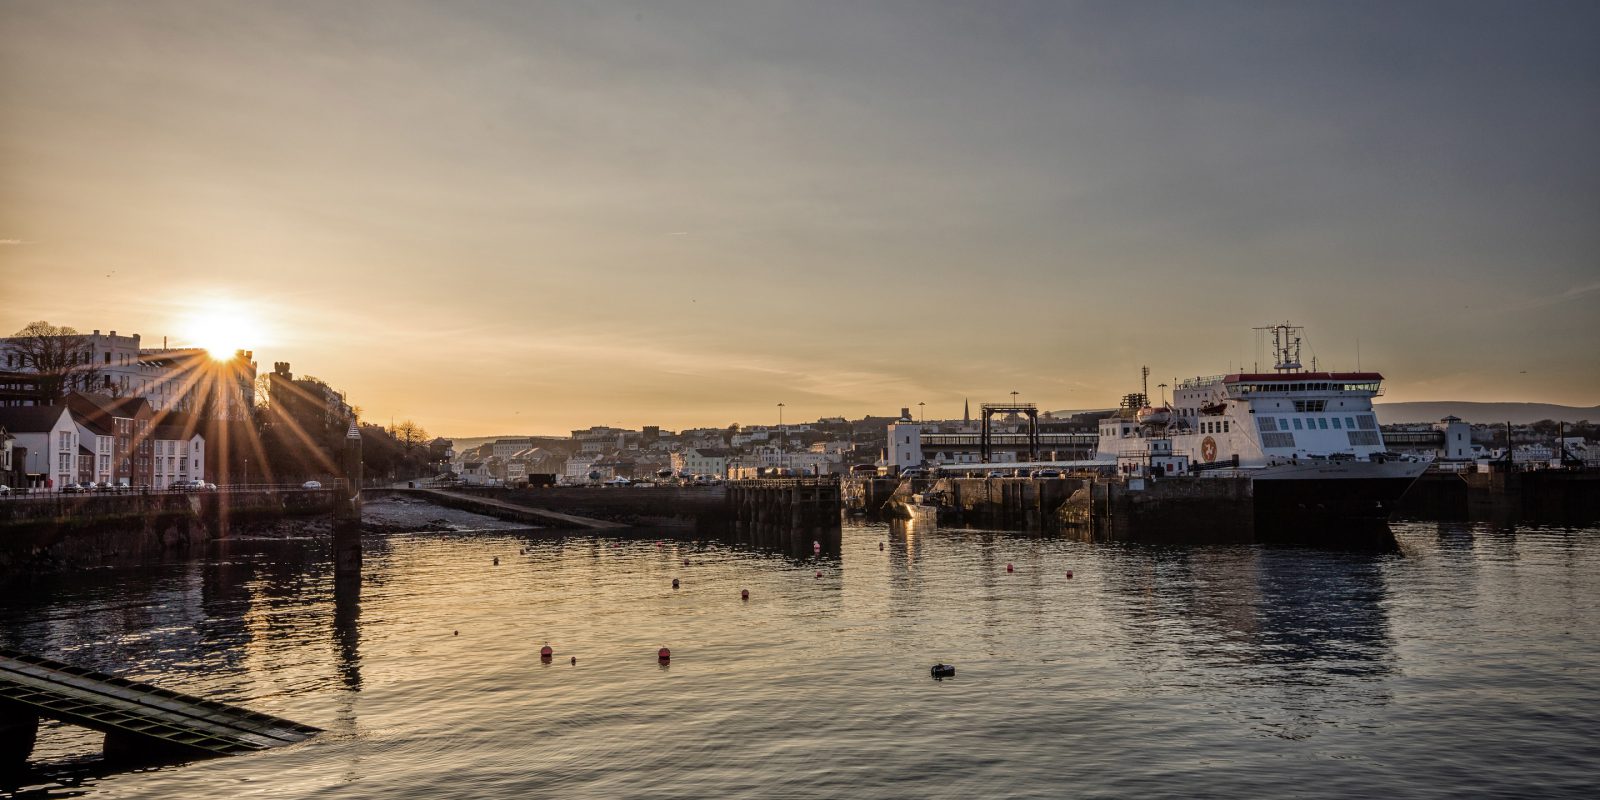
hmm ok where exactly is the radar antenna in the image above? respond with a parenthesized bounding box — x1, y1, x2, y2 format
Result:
(1253, 322, 1303, 372)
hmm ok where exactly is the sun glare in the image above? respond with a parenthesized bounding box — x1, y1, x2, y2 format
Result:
(183, 309, 261, 359)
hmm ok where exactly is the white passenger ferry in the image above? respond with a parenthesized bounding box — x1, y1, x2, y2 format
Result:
(1097, 323, 1431, 523)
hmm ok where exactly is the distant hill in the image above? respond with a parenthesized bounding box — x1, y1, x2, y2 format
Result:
(1375, 402, 1599, 425)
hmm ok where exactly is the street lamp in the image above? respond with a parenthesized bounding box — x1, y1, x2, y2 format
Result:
(777, 402, 786, 468)
(917, 401, 925, 423)
(1010, 391, 1020, 405)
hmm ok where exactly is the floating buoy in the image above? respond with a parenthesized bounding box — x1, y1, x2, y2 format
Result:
(570, 656, 576, 665)
(672, 578, 680, 589)
(540, 645, 553, 659)
(658, 647, 671, 662)
(741, 589, 749, 600)
(1067, 570, 1074, 579)
(815, 570, 822, 578)
(813, 540, 821, 553)
(453, 630, 458, 636)
(931, 663, 956, 678)
(1006, 563, 1014, 573)
(879, 542, 884, 551)
(493, 557, 500, 566)
(683, 558, 690, 566)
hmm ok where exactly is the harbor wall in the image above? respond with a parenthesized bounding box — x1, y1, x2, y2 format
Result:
(1056, 476, 1255, 543)
(726, 478, 842, 556)
(435, 485, 729, 530)
(0, 491, 334, 582)
(1394, 468, 1600, 522)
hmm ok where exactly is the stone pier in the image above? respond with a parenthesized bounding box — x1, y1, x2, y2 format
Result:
(725, 477, 842, 556)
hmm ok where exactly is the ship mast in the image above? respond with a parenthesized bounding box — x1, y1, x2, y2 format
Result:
(1253, 322, 1303, 372)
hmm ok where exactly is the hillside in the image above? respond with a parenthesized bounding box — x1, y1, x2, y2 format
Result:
(1375, 402, 1599, 425)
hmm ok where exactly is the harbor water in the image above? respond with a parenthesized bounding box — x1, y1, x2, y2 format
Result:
(2, 519, 1598, 798)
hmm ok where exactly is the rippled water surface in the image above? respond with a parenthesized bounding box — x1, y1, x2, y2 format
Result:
(3, 520, 1599, 798)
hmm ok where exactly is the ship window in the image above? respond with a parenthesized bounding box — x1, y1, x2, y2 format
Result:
(1292, 418, 1303, 430)
(1346, 417, 1356, 428)
(1260, 417, 1277, 432)
(1318, 418, 1328, 429)
(1358, 414, 1376, 430)
(1332, 417, 1342, 429)
(1223, 421, 1230, 433)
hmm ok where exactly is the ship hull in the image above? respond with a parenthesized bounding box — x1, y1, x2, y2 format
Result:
(1249, 460, 1429, 541)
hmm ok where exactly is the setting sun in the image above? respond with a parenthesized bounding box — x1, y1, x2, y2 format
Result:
(182, 308, 261, 359)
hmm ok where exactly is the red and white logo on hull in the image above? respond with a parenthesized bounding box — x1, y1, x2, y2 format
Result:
(1201, 436, 1218, 462)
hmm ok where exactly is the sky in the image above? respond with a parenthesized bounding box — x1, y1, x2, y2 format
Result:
(2, 0, 1596, 436)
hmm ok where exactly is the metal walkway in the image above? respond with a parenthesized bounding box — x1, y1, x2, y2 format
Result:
(0, 649, 319, 758)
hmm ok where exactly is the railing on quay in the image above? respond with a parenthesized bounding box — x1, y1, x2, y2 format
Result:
(0, 481, 344, 501)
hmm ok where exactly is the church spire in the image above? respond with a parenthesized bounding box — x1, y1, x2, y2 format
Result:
(963, 397, 970, 425)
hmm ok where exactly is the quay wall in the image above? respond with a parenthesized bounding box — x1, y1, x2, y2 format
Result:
(432, 485, 729, 530)
(0, 491, 333, 582)
(1394, 468, 1600, 522)
(1058, 476, 1254, 543)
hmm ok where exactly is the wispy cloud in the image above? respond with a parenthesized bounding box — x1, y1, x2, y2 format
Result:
(1504, 280, 1600, 312)
(0, 239, 25, 245)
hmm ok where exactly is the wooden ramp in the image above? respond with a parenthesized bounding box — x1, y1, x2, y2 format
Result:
(0, 649, 319, 762)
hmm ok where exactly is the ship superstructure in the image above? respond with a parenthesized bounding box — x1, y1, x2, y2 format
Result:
(1097, 323, 1431, 523)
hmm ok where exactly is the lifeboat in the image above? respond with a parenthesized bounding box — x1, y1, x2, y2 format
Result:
(1200, 401, 1227, 416)
(1136, 405, 1172, 426)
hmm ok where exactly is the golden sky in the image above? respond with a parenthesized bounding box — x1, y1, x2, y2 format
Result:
(3, 2, 1597, 436)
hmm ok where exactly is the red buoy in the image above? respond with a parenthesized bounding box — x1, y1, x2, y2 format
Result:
(672, 578, 680, 589)
(570, 656, 576, 665)
(658, 647, 671, 661)
(683, 558, 690, 566)
(540, 645, 553, 659)
(813, 540, 822, 553)
(815, 570, 822, 578)
(1007, 563, 1014, 573)
(741, 589, 749, 600)
(879, 542, 884, 550)
(1067, 570, 1074, 579)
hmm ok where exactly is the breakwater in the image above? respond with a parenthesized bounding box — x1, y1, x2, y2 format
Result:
(0, 490, 334, 582)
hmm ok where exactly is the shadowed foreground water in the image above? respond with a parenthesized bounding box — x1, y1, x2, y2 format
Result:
(2, 520, 1598, 798)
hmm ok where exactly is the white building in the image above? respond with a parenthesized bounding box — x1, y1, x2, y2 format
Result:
(152, 425, 205, 487)
(671, 448, 732, 478)
(0, 405, 80, 489)
(886, 419, 924, 471)
(1435, 416, 1473, 461)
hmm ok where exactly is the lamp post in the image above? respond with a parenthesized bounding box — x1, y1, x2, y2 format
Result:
(918, 401, 925, 423)
(777, 402, 786, 469)
(1010, 390, 1020, 405)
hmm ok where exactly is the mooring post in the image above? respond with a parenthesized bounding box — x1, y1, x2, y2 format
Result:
(334, 420, 363, 579)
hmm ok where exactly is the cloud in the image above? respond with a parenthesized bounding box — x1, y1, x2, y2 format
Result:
(0, 239, 24, 245)
(1503, 280, 1600, 312)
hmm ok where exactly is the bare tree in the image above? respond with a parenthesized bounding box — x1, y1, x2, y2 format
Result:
(6, 321, 101, 404)
(391, 419, 430, 449)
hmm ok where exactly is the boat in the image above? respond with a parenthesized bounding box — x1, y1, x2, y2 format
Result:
(1096, 322, 1431, 528)
(1135, 405, 1172, 426)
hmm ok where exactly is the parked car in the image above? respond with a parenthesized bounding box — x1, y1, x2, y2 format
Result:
(1034, 469, 1063, 479)
(985, 471, 1007, 478)
(60, 482, 90, 493)
(301, 480, 323, 490)
(202, 482, 218, 491)
(169, 479, 194, 491)
(0, 485, 11, 495)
